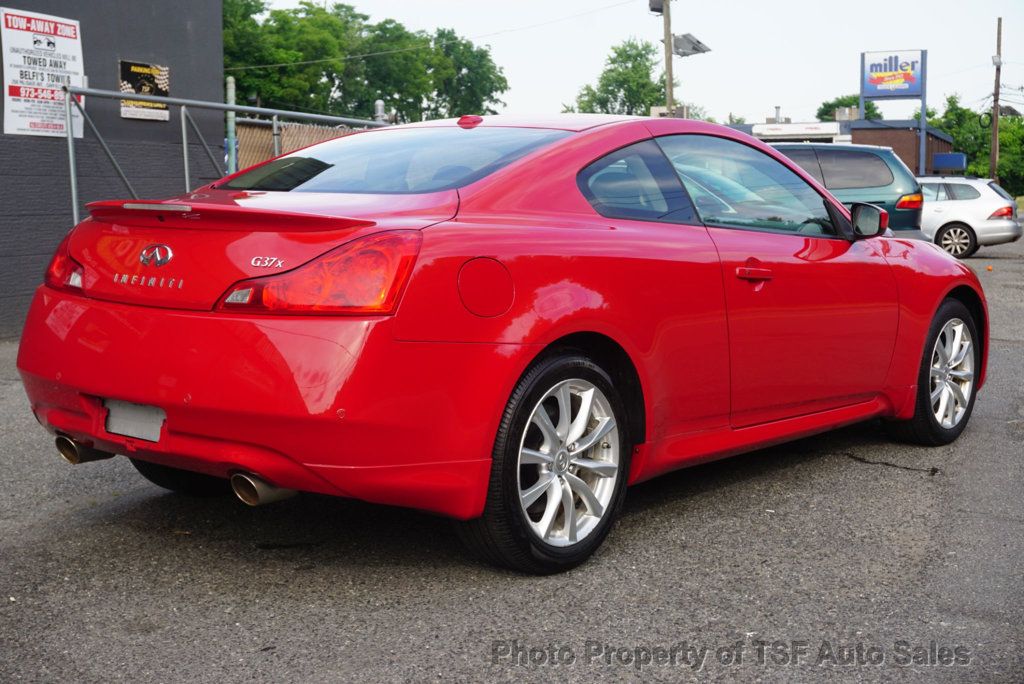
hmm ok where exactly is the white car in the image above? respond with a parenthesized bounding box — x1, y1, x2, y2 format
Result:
(918, 176, 1022, 257)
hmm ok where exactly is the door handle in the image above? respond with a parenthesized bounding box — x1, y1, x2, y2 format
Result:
(736, 266, 773, 281)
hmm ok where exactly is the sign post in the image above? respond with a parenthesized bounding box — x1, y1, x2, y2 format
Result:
(859, 49, 928, 174)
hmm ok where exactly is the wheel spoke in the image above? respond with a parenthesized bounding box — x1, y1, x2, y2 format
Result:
(521, 473, 555, 508)
(565, 387, 595, 445)
(554, 384, 572, 441)
(520, 447, 553, 465)
(573, 416, 616, 453)
(531, 408, 559, 449)
(946, 323, 963, 363)
(950, 340, 972, 368)
(934, 384, 950, 418)
(934, 340, 949, 365)
(560, 478, 577, 543)
(536, 477, 562, 539)
(943, 386, 957, 425)
(948, 381, 968, 409)
(571, 456, 618, 478)
(565, 472, 605, 517)
(930, 382, 944, 405)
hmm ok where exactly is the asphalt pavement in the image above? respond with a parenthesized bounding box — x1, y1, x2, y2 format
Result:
(1, 239, 1022, 682)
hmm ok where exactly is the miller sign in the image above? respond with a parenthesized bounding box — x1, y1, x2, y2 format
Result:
(862, 50, 924, 99)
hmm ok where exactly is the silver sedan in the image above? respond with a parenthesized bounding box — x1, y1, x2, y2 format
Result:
(919, 176, 1022, 257)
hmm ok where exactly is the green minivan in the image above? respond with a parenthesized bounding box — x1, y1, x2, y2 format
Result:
(773, 143, 924, 237)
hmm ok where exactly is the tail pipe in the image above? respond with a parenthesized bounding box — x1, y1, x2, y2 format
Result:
(55, 436, 115, 465)
(230, 472, 296, 506)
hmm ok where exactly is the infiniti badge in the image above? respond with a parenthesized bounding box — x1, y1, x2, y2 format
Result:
(140, 244, 173, 267)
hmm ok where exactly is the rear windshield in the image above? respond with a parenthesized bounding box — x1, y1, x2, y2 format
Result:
(815, 149, 894, 189)
(989, 181, 1014, 201)
(223, 127, 572, 194)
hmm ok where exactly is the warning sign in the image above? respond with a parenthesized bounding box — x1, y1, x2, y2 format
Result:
(1, 7, 84, 137)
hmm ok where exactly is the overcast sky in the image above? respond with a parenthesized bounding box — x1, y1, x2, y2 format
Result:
(267, 0, 1024, 122)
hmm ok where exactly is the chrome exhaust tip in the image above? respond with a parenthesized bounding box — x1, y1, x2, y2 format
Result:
(230, 472, 296, 506)
(55, 436, 114, 465)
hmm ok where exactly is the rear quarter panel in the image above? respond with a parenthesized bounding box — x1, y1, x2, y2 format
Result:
(393, 120, 733, 450)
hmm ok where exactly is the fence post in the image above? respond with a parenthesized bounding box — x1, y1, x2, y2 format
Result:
(181, 105, 191, 192)
(65, 90, 79, 224)
(272, 114, 280, 156)
(226, 76, 237, 174)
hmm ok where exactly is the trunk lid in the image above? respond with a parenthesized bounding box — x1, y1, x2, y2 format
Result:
(69, 189, 458, 311)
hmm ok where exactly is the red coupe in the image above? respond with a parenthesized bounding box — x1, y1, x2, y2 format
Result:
(18, 115, 987, 573)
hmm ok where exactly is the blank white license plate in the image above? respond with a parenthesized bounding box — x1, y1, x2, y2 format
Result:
(104, 400, 166, 442)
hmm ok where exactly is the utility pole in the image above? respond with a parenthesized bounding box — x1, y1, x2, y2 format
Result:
(990, 17, 1002, 181)
(662, 0, 674, 114)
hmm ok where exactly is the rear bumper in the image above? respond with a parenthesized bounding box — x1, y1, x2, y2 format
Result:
(975, 218, 1023, 246)
(17, 286, 533, 519)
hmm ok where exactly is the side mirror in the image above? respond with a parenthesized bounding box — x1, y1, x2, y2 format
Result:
(850, 203, 889, 238)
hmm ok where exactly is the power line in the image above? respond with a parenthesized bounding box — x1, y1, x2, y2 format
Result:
(225, 0, 638, 72)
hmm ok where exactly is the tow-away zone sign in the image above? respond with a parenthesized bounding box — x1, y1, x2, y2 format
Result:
(1, 7, 84, 137)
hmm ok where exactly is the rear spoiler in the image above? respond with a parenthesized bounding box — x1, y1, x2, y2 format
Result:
(86, 200, 375, 232)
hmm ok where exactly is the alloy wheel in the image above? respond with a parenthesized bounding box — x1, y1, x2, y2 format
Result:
(517, 379, 619, 547)
(930, 318, 974, 429)
(939, 227, 972, 257)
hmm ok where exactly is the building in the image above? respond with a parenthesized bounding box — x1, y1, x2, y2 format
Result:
(0, 1, 224, 337)
(728, 119, 953, 176)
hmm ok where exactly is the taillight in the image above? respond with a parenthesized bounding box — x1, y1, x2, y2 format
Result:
(44, 232, 84, 291)
(988, 205, 1013, 219)
(217, 231, 422, 315)
(895, 193, 923, 210)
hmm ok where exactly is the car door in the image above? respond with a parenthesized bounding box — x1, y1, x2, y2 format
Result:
(655, 134, 900, 428)
(920, 182, 950, 238)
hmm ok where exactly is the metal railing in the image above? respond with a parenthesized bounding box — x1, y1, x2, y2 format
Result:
(62, 85, 387, 223)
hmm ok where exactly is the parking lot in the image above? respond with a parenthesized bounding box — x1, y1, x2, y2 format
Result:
(0, 239, 1021, 682)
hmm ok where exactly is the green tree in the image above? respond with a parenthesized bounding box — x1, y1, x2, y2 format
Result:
(358, 19, 434, 121)
(815, 94, 880, 121)
(926, 95, 1024, 195)
(222, 2, 508, 122)
(928, 95, 988, 169)
(426, 28, 509, 118)
(568, 39, 665, 115)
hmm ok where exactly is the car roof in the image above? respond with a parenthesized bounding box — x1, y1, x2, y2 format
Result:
(398, 113, 644, 132)
(918, 176, 992, 183)
(772, 142, 894, 152)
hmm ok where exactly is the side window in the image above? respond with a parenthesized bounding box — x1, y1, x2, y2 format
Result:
(777, 148, 824, 184)
(655, 134, 838, 237)
(947, 183, 981, 200)
(922, 183, 948, 201)
(577, 140, 697, 223)
(816, 149, 895, 189)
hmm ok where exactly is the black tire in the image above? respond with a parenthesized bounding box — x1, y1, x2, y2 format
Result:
(935, 223, 977, 259)
(457, 352, 632, 574)
(130, 458, 231, 496)
(885, 299, 980, 446)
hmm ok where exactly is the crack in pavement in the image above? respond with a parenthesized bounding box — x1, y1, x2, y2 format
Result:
(844, 452, 940, 476)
